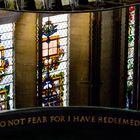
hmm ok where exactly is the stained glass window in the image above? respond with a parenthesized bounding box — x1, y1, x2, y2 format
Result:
(0, 23, 14, 111)
(126, 6, 135, 108)
(39, 14, 69, 107)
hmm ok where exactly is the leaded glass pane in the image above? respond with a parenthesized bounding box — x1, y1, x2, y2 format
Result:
(59, 38, 68, 46)
(128, 47, 134, 59)
(40, 14, 69, 107)
(1, 40, 13, 49)
(0, 74, 13, 85)
(50, 70, 68, 85)
(5, 49, 13, 58)
(0, 23, 14, 111)
(127, 58, 134, 69)
(55, 22, 68, 30)
(0, 24, 13, 33)
(52, 29, 68, 38)
(49, 14, 68, 23)
(5, 58, 13, 65)
(128, 69, 133, 80)
(1, 32, 13, 40)
(126, 6, 135, 108)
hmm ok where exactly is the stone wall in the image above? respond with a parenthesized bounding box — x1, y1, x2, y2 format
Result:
(69, 13, 90, 106)
(15, 13, 37, 108)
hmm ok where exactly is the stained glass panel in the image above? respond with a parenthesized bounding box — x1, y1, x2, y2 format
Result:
(40, 14, 69, 107)
(0, 23, 14, 111)
(128, 47, 134, 58)
(0, 24, 13, 33)
(126, 6, 135, 108)
(127, 58, 134, 69)
(2, 40, 13, 49)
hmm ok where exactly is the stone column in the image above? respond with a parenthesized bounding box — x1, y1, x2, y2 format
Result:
(15, 13, 37, 108)
(69, 13, 90, 106)
(100, 10, 114, 106)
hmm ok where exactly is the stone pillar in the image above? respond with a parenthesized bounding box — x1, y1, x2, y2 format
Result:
(100, 11, 114, 106)
(119, 8, 127, 107)
(69, 13, 90, 106)
(15, 13, 37, 108)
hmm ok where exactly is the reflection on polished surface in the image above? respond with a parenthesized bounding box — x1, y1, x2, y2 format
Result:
(0, 106, 140, 140)
(0, 1, 139, 111)
(0, 0, 139, 13)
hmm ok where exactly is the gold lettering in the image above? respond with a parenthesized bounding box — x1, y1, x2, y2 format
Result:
(8, 118, 26, 127)
(14, 119, 20, 126)
(122, 119, 129, 125)
(68, 115, 71, 122)
(117, 118, 122, 125)
(32, 117, 42, 124)
(36, 117, 42, 123)
(0, 115, 139, 128)
(28, 117, 32, 124)
(79, 116, 86, 122)
(134, 120, 140, 126)
(108, 117, 114, 124)
(32, 117, 36, 124)
(73, 116, 96, 123)
(42, 116, 47, 123)
(98, 116, 103, 123)
(8, 120, 14, 126)
(130, 119, 134, 126)
(0, 121, 6, 128)
(73, 116, 79, 122)
(50, 116, 65, 122)
(91, 116, 96, 123)
(103, 117, 108, 123)
(20, 118, 26, 125)
(114, 117, 117, 124)
(28, 117, 46, 124)
(85, 116, 91, 122)
(79, 116, 93, 122)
